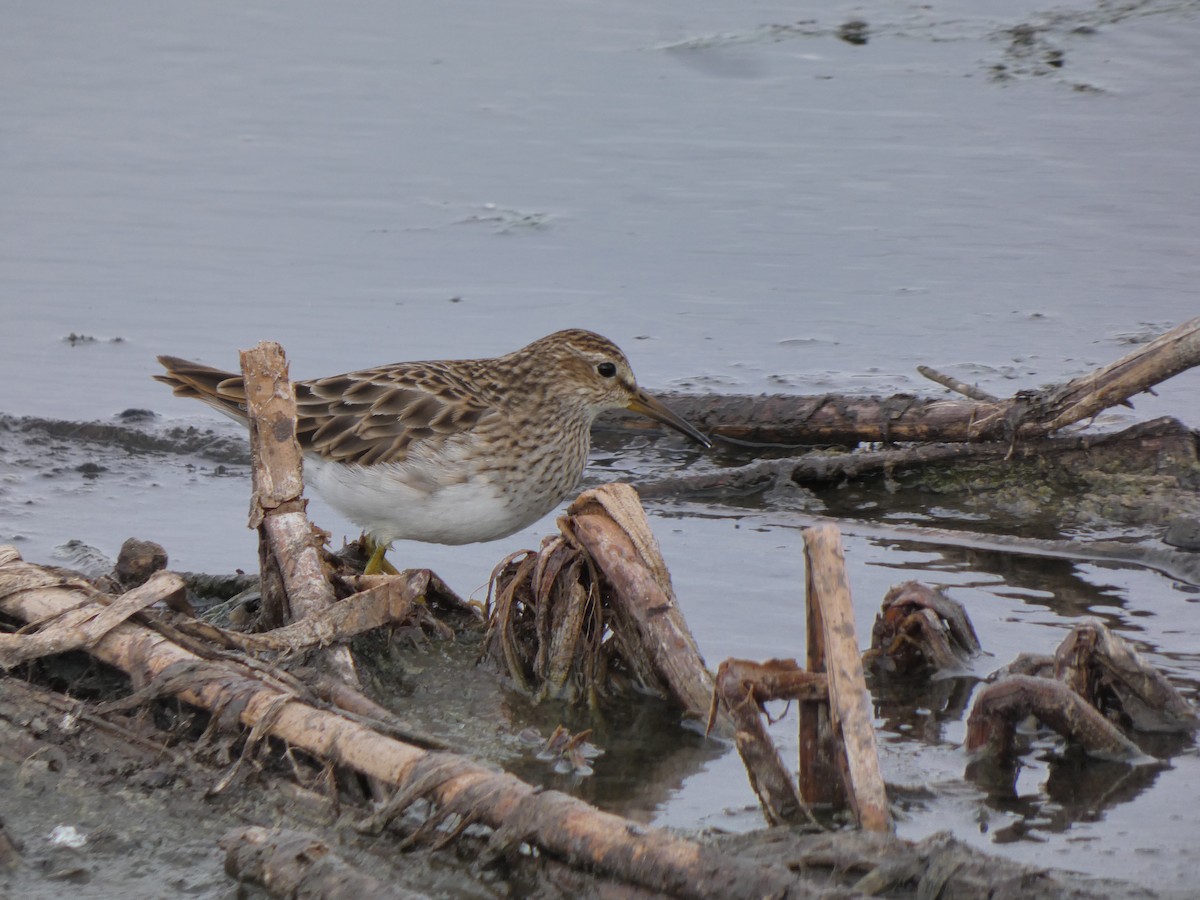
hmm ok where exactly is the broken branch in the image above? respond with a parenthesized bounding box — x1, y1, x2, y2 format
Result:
(0, 551, 184, 669)
(241, 342, 358, 686)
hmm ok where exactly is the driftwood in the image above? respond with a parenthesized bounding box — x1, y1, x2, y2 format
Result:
(712, 658, 826, 826)
(0, 557, 184, 669)
(800, 525, 891, 832)
(565, 485, 728, 731)
(966, 619, 1196, 764)
(0, 551, 445, 747)
(628, 320, 1200, 593)
(712, 526, 890, 831)
(484, 483, 732, 736)
(612, 316, 1200, 446)
(2, 661, 1140, 899)
(637, 415, 1197, 507)
(241, 342, 360, 687)
(638, 422, 1200, 590)
(1054, 620, 1198, 734)
(174, 574, 426, 655)
(864, 581, 981, 676)
(221, 826, 424, 900)
(0, 547, 826, 900)
(966, 674, 1146, 762)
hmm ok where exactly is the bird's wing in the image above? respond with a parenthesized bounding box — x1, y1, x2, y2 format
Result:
(294, 362, 498, 465)
(156, 357, 499, 466)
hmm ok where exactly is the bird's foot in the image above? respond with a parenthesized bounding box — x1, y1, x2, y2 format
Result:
(363, 539, 400, 576)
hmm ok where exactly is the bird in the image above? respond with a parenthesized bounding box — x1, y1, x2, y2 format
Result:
(155, 329, 711, 573)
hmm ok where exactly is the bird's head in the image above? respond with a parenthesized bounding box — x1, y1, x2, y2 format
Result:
(524, 329, 711, 447)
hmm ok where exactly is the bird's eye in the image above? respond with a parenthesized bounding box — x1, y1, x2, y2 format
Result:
(597, 362, 617, 378)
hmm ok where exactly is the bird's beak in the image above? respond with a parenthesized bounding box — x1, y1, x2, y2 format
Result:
(627, 389, 712, 448)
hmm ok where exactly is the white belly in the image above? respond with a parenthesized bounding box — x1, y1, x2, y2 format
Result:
(305, 455, 557, 546)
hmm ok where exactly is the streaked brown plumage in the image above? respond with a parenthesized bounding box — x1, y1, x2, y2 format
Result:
(155, 329, 709, 560)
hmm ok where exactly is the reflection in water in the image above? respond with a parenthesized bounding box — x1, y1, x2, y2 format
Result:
(634, 474, 1200, 872)
(869, 597, 1195, 850)
(848, 533, 1200, 853)
(502, 693, 726, 823)
(881, 542, 1134, 624)
(968, 748, 1170, 844)
(871, 674, 979, 746)
(875, 667, 1189, 847)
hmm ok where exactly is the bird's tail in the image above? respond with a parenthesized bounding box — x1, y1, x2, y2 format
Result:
(154, 356, 250, 423)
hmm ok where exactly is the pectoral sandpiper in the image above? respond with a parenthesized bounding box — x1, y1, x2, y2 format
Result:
(155, 329, 710, 573)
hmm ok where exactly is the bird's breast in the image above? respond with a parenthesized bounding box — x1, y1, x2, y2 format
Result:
(302, 414, 593, 546)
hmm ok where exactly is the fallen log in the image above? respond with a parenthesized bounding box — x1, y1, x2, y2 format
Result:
(5, 659, 1137, 899)
(637, 415, 1198, 502)
(0, 547, 832, 900)
(608, 315, 1200, 446)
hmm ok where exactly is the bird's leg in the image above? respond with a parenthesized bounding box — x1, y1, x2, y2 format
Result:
(363, 539, 399, 576)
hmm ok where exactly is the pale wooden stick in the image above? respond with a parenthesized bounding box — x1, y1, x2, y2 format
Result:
(0, 550, 184, 668)
(240, 342, 359, 685)
(802, 524, 892, 833)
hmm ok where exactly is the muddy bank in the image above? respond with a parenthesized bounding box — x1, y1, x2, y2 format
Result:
(0, 632, 1158, 900)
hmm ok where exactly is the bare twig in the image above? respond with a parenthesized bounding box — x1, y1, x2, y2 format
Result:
(916, 366, 1001, 403)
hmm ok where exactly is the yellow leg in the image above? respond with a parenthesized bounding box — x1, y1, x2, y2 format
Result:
(363, 540, 399, 576)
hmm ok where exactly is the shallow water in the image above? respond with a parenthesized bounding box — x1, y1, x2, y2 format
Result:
(3, 0, 1200, 893)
